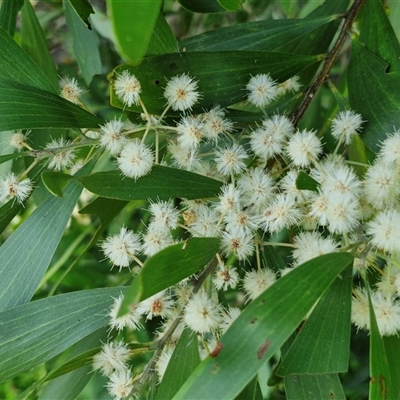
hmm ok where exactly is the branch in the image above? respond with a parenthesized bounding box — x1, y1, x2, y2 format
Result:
(290, 0, 366, 127)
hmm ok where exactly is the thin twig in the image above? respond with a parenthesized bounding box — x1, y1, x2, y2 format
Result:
(290, 0, 366, 127)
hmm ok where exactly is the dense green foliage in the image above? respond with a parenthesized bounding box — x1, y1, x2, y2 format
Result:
(0, 1, 400, 399)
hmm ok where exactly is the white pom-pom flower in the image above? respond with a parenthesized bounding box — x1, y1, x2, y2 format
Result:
(99, 118, 128, 156)
(114, 70, 141, 107)
(0, 173, 33, 204)
(330, 110, 363, 145)
(164, 73, 200, 111)
(246, 73, 278, 108)
(286, 129, 322, 167)
(184, 291, 221, 334)
(117, 139, 154, 179)
(101, 226, 142, 269)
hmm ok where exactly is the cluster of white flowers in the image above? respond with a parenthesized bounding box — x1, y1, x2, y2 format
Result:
(86, 69, 400, 398)
(5, 70, 396, 398)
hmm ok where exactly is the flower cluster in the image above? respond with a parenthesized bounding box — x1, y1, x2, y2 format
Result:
(6, 69, 399, 399)
(86, 70, 400, 398)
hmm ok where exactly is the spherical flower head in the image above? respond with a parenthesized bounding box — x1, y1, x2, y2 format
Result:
(321, 164, 361, 199)
(276, 75, 301, 96)
(184, 290, 221, 334)
(379, 129, 400, 165)
(372, 291, 400, 336)
(45, 138, 76, 171)
(9, 131, 29, 151)
(108, 294, 143, 331)
(60, 76, 83, 105)
(367, 209, 400, 254)
(92, 341, 131, 377)
(243, 268, 276, 301)
(99, 119, 128, 156)
(114, 70, 141, 107)
(331, 110, 363, 145)
(142, 225, 174, 256)
(106, 369, 134, 400)
(246, 73, 278, 108)
(224, 209, 258, 233)
(220, 227, 255, 260)
(136, 291, 174, 320)
(168, 141, 200, 171)
(201, 105, 234, 141)
(213, 264, 239, 291)
(286, 129, 322, 167)
(214, 143, 247, 176)
(189, 204, 220, 237)
(164, 73, 200, 112)
(149, 199, 180, 232)
(363, 161, 398, 210)
(324, 193, 361, 234)
(101, 226, 142, 269)
(215, 183, 242, 214)
(292, 231, 338, 267)
(250, 114, 294, 160)
(176, 116, 204, 149)
(237, 167, 275, 213)
(117, 139, 154, 180)
(258, 193, 301, 234)
(0, 173, 33, 204)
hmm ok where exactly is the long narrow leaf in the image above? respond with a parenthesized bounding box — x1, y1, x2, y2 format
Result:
(0, 287, 124, 383)
(173, 253, 353, 400)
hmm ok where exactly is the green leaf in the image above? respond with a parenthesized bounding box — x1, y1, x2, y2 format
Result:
(0, 27, 102, 130)
(110, 51, 320, 115)
(20, 0, 59, 92)
(348, 40, 400, 152)
(284, 373, 346, 400)
(0, 152, 24, 165)
(0, 160, 94, 312)
(120, 238, 219, 314)
(79, 197, 129, 227)
(0, 26, 55, 92)
(178, 0, 225, 13)
(234, 376, 263, 400)
(68, 0, 94, 28)
(0, 81, 103, 130)
(41, 171, 73, 197)
(180, 16, 333, 52)
(0, 0, 24, 36)
(107, 0, 162, 64)
(173, 253, 353, 400)
(0, 199, 23, 234)
(0, 287, 124, 383)
(359, 0, 400, 72)
(295, 170, 319, 191)
(276, 264, 352, 375)
(146, 13, 178, 57)
(347, 135, 368, 178)
(78, 165, 223, 201)
(368, 289, 394, 399)
(64, 0, 102, 85)
(382, 335, 400, 398)
(261, 244, 287, 274)
(217, 0, 242, 11)
(156, 329, 200, 400)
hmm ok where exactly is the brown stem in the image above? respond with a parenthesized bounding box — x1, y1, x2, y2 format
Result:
(290, 0, 366, 127)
